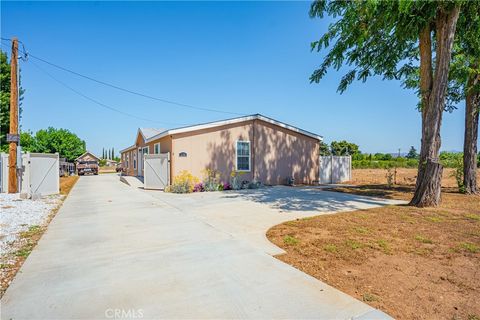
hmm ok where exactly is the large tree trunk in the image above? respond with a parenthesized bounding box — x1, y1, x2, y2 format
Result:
(411, 7, 460, 207)
(463, 67, 480, 194)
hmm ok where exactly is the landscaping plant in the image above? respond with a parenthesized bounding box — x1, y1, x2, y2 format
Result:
(166, 170, 199, 193)
(202, 168, 221, 192)
(230, 170, 245, 190)
(451, 157, 466, 193)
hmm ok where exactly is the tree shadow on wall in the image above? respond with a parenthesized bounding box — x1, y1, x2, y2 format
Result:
(204, 121, 318, 185)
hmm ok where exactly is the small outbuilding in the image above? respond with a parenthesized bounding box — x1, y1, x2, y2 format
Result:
(120, 114, 322, 186)
(75, 151, 100, 175)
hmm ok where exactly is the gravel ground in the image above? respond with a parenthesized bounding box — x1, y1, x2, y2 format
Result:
(0, 193, 63, 255)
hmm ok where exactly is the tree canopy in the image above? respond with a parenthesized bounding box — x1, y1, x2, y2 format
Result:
(33, 127, 86, 161)
(309, 0, 470, 206)
(330, 140, 360, 156)
(406, 146, 419, 159)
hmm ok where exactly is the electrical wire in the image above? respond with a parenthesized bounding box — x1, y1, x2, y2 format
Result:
(30, 60, 189, 126)
(0, 37, 245, 116)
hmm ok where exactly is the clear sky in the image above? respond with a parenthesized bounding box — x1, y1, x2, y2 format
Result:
(1, 1, 468, 156)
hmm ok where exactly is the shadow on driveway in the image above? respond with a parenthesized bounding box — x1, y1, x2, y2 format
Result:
(221, 186, 405, 213)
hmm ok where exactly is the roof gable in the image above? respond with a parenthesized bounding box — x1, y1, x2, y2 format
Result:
(75, 151, 100, 162)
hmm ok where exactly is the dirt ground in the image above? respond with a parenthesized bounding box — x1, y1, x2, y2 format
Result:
(267, 170, 480, 320)
(1, 176, 79, 298)
(99, 166, 117, 173)
(350, 168, 478, 188)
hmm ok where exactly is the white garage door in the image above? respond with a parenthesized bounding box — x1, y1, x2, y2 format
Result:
(144, 153, 170, 190)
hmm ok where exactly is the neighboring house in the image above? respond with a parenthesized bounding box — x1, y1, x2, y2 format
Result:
(76, 151, 100, 164)
(119, 114, 322, 185)
(103, 159, 118, 167)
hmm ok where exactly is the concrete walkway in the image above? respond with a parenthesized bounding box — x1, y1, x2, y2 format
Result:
(1, 175, 397, 319)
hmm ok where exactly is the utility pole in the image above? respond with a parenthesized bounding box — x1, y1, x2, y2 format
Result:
(8, 38, 19, 193)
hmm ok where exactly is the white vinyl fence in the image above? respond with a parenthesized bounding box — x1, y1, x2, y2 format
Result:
(0, 152, 59, 196)
(319, 155, 352, 184)
(143, 153, 170, 190)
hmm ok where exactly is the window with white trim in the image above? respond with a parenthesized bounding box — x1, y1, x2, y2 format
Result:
(126, 154, 129, 168)
(236, 141, 251, 171)
(154, 143, 160, 154)
(133, 151, 137, 169)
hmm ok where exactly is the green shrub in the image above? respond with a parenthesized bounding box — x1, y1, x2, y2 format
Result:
(202, 168, 221, 192)
(230, 170, 246, 190)
(450, 157, 465, 193)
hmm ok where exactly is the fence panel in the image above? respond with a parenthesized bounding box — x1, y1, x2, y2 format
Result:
(144, 153, 170, 190)
(319, 156, 352, 184)
(29, 153, 60, 196)
(0, 153, 8, 193)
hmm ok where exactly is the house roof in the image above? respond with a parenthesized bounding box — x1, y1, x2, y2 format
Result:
(139, 128, 166, 140)
(119, 114, 322, 153)
(75, 151, 100, 161)
(119, 128, 165, 153)
(147, 114, 322, 143)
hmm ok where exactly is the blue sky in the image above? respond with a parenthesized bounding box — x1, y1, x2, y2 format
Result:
(1, 1, 467, 156)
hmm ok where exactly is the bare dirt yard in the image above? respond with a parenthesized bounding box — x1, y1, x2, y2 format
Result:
(351, 167, 471, 188)
(99, 166, 116, 174)
(267, 169, 480, 320)
(0, 175, 79, 297)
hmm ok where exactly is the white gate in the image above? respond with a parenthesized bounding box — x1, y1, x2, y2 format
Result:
(144, 153, 170, 190)
(0, 152, 59, 196)
(28, 153, 60, 196)
(319, 156, 352, 184)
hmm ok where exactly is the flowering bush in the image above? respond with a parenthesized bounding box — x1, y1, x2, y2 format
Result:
(222, 182, 231, 190)
(166, 170, 199, 193)
(202, 168, 221, 192)
(193, 182, 204, 192)
(230, 170, 246, 190)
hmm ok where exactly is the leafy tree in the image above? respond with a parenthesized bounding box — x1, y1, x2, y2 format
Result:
(330, 140, 359, 156)
(34, 127, 86, 161)
(310, 1, 464, 206)
(319, 141, 331, 156)
(403, 2, 480, 194)
(456, 4, 480, 194)
(102, 148, 105, 159)
(0, 49, 25, 150)
(406, 146, 419, 159)
(19, 130, 35, 152)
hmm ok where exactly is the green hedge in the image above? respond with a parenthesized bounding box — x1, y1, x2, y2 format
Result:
(352, 159, 419, 169)
(352, 154, 473, 169)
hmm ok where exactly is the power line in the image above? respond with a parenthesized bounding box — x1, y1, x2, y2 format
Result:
(30, 60, 189, 126)
(0, 38, 245, 116)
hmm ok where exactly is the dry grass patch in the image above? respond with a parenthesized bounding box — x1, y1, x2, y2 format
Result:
(267, 190, 480, 320)
(60, 175, 79, 195)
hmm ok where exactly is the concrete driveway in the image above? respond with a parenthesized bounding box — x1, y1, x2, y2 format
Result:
(1, 174, 401, 319)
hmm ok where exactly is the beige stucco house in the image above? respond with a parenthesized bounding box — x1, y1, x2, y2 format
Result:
(119, 114, 322, 185)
